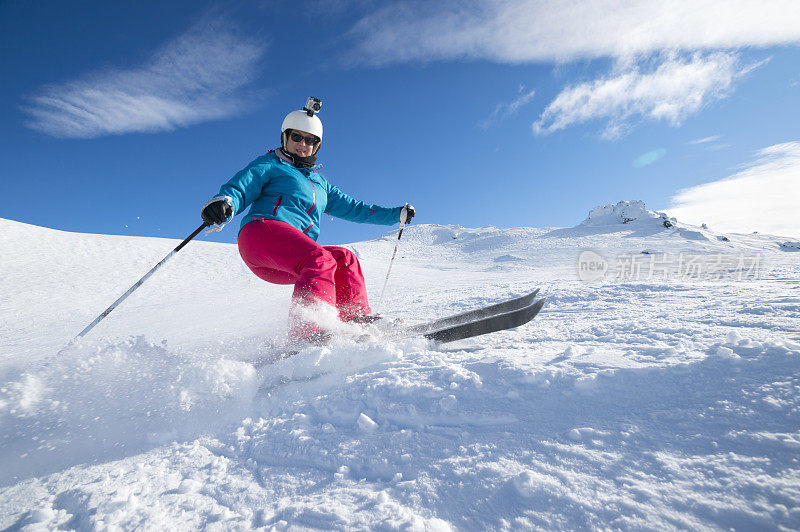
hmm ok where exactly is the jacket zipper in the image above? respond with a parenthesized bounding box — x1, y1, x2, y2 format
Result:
(272, 196, 282, 216)
(305, 180, 316, 214)
(302, 178, 316, 234)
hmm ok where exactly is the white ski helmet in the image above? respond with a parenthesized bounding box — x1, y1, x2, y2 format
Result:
(281, 110, 323, 138)
(281, 98, 324, 154)
(281, 110, 323, 152)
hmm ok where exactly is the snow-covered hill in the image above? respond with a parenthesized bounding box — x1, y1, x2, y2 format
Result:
(2, 202, 799, 530)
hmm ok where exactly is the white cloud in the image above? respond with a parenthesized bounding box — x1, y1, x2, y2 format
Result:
(666, 142, 800, 238)
(24, 18, 265, 138)
(687, 135, 721, 145)
(346, 0, 800, 66)
(479, 86, 536, 128)
(347, 1, 795, 138)
(532, 52, 758, 139)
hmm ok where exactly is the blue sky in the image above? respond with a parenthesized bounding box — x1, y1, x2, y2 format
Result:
(2, 0, 800, 245)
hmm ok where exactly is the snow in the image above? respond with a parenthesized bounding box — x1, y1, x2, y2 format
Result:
(2, 202, 800, 530)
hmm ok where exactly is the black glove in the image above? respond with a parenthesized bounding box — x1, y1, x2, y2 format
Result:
(402, 203, 415, 224)
(201, 197, 233, 225)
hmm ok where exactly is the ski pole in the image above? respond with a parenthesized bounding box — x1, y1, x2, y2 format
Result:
(73, 222, 209, 341)
(374, 207, 408, 314)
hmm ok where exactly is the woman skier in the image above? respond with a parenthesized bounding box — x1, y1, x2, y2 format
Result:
(201, 99, 414, 342)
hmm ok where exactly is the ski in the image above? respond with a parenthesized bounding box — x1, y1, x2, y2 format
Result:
(254, 290, 546, 367)
(394, 297, 546, 344)
(399, 287, 540, 337)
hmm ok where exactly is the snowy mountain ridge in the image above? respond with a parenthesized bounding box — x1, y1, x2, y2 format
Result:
(577, 199, 744, 245)
(581, 199, 676, 227)
(1, 206, 799, 530)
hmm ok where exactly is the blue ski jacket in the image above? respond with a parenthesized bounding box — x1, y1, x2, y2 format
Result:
(215, 150, 402, 241)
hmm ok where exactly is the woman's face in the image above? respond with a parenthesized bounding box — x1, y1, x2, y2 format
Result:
(286, 129, 319, 158)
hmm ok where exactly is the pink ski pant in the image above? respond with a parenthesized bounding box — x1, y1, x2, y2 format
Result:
(238, 219, 372, 334)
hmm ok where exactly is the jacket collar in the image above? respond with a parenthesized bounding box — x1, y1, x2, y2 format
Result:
(273, 148, 323, 171)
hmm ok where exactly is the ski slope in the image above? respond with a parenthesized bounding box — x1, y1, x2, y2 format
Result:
(1, 201, 799, 530)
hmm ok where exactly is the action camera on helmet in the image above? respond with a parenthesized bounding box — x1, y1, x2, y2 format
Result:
(304, 97, 322, 117)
